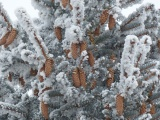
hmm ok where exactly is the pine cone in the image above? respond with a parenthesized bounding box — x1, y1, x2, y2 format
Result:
(157, 40, 160, 49)
(54, 27, 62, 41)
(42, 87, 52, 93)
(39, 64, 45, 82)
(64, 49, 70, 58)
(116, 94, 124, 116)
(34, 89, 39, 96)
(106, 117, 111, 120)
(62, 0, 69, 8)
(88, 32, 95, 45)
(79, 68, 86, 88)
(80, 41, 87, 54)
(8, 72, 12, 82)
(4, 29, 17, 48)
(0, 31, 10, 45)
(45, 58, 54, 77)
(94, 26, 100, 36)
(69, 4, 73, 10)
(150, 104, 156, 114)
(140, 102, 146, 115)
(41, 101, 49, 120)
(72, 67, 81, 88)
(109, 15, 115, 30)
(110, 54, 116, 62)
(30, 68, 38, 76)
(88, 51, 95, 67)
(106, 78, 113, 87)
(91, 80, 96, 90)
(107, 68, 114, 87)
(100, 9, 109, 25)
(19, 77, 25, 87)
(71, 42, 79, 59)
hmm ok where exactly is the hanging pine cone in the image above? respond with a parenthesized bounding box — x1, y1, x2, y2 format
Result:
(33, 89, 39, 96)
(91, 80, 96, 90)
(30, 68, 38, 76)
(71, 42, 79, 59)
(79, 68, 86, 88)
(110, 54, 116, 63)
(150, 104, 156, 114)
(88, 32, 95, 45)
(140, 102, 146, 115)
(41, 101, 49, 120)
(8, 72, 12, 82)
(157, 40, 160, 49)
(107, 68, 114, 87)
(88, 51, 95, 67)
(100, 9, 109, 25)
(80, 41, 87, 54)
(106, 117, 111, 120)
(4, 28, 17, 48)
(72, 67, 81, 88)
(62, 0, 69, 8)
(39, 64, 45, 82)
(19, 77, 25, 87)
(54, 27, 62, 41)
(94, 25, 100, 36)
(109, 15, 115, 30)
(69, 4, 73, 10)
(64, 49, 70, 58)
(0, 31, 10, 45)
(45, 58, 54, 77)
(116, 94, 124, 116)
(106, 78, 113, 87)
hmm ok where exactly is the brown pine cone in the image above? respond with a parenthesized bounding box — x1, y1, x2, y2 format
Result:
(4, 29, 17, 48)
(157, 40, 160, 49)
(91, 80, 96, 90)
(71, 42, 79, 59)
(54, 27, 62, 41)
(39, 64, 45, 82)
(64, 49, 70, 58)
(116, 94, 124, 116)
(62, 0, 69, 8)
(150, 104, 156, 114)
(69, 4, 73, 10)
(80, 41, 87, 54)
(19, 77, 25, 87)
(106, 78, 113, 87)
(72, 67, 81, 88)
(30, 68, 38, 76)
(140, 102, 146, 115)
(94, 26, 100, 36)
(88, 51, 95, 67)
(79, 68, 86, 88)
(45, 58, 54, 77)
(41, 101, 49, 120)
(42, 87, 52, 93)
(109, 15, 115, 30)
(33, 89, 39, 96)
(8, 72, 12, 82)
(0, 31, 10, 45)
(110, 54, 116, 62)
(100, 9, 109, 25)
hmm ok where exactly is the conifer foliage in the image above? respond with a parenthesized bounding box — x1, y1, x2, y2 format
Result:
(0, 0, 160, 119)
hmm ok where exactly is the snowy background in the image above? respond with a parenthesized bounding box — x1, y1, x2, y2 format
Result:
(0, 0, 159, 21)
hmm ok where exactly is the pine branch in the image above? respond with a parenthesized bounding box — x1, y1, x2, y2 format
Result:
(0, 3, 12, 30)
(0, 102, 27, 119)
(15, 8, 48, 59)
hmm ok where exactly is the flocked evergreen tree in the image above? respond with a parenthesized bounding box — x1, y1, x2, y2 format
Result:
(0, 0, 160, 119)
